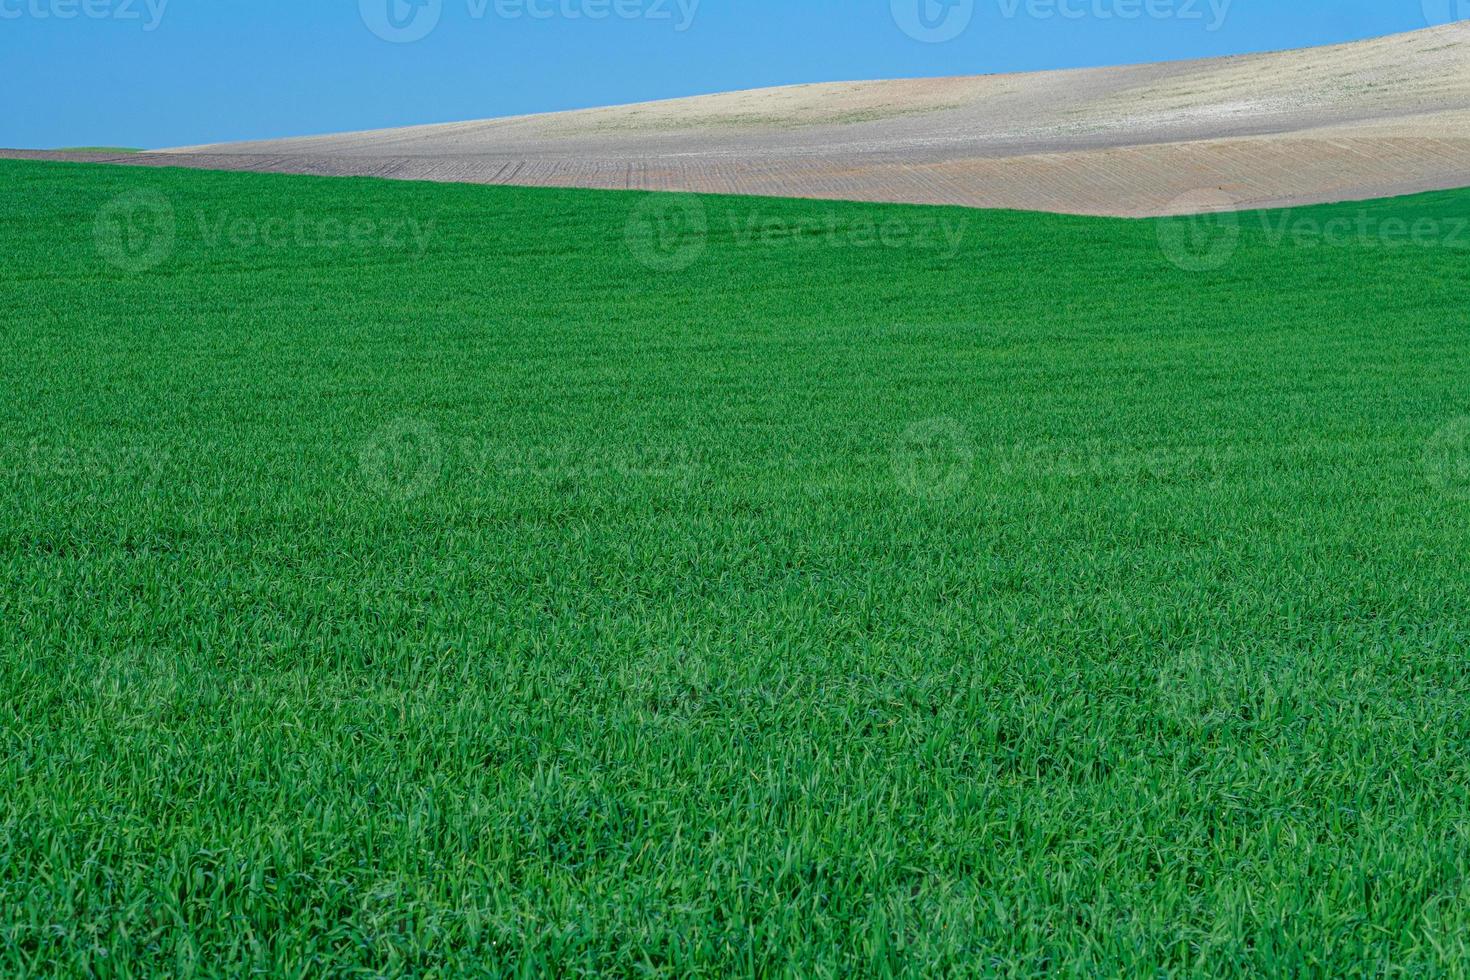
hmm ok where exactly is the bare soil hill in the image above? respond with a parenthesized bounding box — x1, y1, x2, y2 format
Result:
(10, 24, 1470, 215)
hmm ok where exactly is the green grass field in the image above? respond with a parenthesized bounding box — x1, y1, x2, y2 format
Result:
(3, 157, 1470, 975)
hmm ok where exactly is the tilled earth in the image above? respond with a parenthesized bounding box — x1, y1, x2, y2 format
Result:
(8, 23, 1470, 216)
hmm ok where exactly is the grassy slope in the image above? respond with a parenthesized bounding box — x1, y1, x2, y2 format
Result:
(2, 159, 1470, 975)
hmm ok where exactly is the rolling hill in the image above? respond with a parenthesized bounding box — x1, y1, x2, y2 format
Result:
(7, 23, 1470, 214)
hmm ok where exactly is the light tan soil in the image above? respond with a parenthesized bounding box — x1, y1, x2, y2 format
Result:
(9, 24, 1470, 216)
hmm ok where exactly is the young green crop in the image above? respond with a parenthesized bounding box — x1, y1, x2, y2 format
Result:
(2, 158, 1469, 975)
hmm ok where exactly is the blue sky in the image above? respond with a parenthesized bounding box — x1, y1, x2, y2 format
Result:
(3, 0, 1461, 149)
